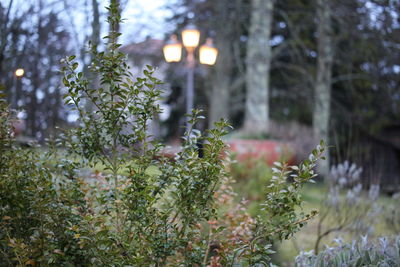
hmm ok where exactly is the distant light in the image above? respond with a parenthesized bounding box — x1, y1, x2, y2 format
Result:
(182, 24, 200, 49)
(199, 38, 218, 65)
(15, 68, 24, 77)
(163, 35, 182, 63)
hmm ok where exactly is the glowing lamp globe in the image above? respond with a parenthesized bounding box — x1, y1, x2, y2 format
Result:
(15, 68, 25, 77)
(163, 35, 182, 63)
(182, 24, 200, 48)
(199, 38, 218, 65)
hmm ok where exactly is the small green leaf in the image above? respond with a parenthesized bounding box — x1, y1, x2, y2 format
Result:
(145, 165, 162, 177)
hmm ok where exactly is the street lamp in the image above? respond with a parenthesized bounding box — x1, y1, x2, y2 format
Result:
(163, 35, 182, 63)
(14, 68, 25, 108)
(15, 68, 24, 77)
(199, 38, 218, 66)
(163, 24, 218, 129)
(181, 24, 200, 49)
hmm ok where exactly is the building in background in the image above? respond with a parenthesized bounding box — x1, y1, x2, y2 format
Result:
(121, 38, 171, 139)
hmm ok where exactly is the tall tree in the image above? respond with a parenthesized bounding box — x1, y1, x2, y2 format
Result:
(243, 0, 274, 135)
(0, 0, 13, 79)
(208, 0, 247, 127)
(0, 0, 19, 105)
(91, 0, 100, 48)
(313, 0, 333, 176)
(85, 0, 101, 112)
(208, 2, 233, 126)
(1, 0, 71, 139)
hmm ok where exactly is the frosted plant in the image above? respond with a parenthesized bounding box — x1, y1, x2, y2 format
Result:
(314, 161, 381, 253)
(330, 161, 362, 187)
(296, 236, 400, 267)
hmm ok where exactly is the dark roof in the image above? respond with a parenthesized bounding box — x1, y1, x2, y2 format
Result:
(121, 38, 164, 57)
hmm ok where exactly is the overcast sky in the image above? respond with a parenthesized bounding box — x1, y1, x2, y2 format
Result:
(8, 0, 179, 46)
(121, 0, 179, 43)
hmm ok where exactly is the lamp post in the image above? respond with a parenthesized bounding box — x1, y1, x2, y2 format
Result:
(14, 68, 24, 109)
(163, 25, 218, 129)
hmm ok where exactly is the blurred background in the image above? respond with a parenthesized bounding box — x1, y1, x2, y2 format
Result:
(1, 0, 400, 262)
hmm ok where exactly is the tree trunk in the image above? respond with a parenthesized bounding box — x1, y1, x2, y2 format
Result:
(207, 0, 237, 128)
(28, 1, 43, 138)
(91, 0, 100, 47)
(86, 0, 101, 112)
(209, 36, 231, 127)
(313, 0, 333, 177)
(0, 0, 13, 74)
(0, 0, 14, 103)
(244, 0, 274, 136)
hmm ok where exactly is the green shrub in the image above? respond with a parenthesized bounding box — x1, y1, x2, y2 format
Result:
(0, 93, 88, 265)
(0, 1, 326, 265)
(295, 236, 400, 267)
(58, 1, 231, 264)
(59, 1, 326, 264)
